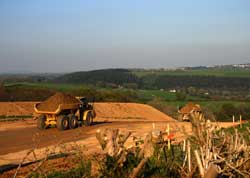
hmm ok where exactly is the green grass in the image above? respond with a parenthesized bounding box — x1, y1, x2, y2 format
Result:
(220, 122, 250, 144)
(4, 82, 92, 92)
(4, 82, 240, 107)
(137, 90, 176, 101)
(27, 159, 92, 178)
(4, 82, 250, 113)
(137, 89, 205, 102)
(4, 82, 185, 102)
(158, 100, 250, 112)
(132, 68, 250, 78)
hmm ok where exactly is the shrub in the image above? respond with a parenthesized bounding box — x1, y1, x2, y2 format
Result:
(27, 159, 91, 178)
(175, 92, 186, 101)
(215, 103, 250, 121)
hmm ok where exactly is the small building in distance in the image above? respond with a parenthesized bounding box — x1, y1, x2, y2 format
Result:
(178, 102, 202, 121)
(169, 89, 176, 93)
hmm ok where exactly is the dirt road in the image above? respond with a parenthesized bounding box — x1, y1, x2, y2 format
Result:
(0, 120, 180, 155)
(0, 120, 187, 167)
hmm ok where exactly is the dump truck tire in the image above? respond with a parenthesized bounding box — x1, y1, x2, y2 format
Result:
(69, 114, 78, 129)
(57, 115, 69, 130)
(37, 115, 46, 129)
(90, 111, 94, 123)
(85, 112, 92, 126)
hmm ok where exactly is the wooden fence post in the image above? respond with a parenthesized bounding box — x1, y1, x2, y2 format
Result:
(194, 150, 204, 177)
(167, 124, 171, 150)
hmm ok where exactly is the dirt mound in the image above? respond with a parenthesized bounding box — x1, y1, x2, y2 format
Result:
(37, 93, 80, 112)
(94, 102, 175, 121)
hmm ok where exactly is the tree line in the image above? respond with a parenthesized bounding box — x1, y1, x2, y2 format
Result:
(54, 69, 250, 91)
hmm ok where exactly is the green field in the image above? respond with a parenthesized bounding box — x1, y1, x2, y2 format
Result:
(5, 82, 249, 107)
(137, 90, 176, 101)
(3, 81, 250, 121)
(3, 82, 197, 101)
(159, 100, 250, 112)
(4, 82, 91, 91)
(137, 89, 204, 102)
(220, 122, 250, 144)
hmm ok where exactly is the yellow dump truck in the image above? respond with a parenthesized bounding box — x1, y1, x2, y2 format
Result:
(178, 102, 202, 121)
(34, 97, 96, 130)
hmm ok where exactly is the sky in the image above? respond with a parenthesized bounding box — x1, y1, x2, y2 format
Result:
(0, 0, 250, 73)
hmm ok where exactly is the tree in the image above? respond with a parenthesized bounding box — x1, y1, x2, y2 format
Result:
(0, 80, 9, 101)
(123, 83, 138, 90)
(175, 92, 186, 101)
(215, 103, 239, 121)
(187, 86, 197, 95)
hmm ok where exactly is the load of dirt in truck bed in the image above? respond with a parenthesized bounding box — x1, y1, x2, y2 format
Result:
(36, 92, 80, 112)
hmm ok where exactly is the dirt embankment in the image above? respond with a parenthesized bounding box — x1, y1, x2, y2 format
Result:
(0, 102, 36, 116)
(94, 102, 174, 121)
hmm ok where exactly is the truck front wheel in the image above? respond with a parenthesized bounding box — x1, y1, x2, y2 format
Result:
(85, 112, 93, 126)
(57, 115, 69, 130)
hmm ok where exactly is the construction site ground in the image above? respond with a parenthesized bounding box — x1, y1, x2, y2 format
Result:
(0, 102, 237, 176)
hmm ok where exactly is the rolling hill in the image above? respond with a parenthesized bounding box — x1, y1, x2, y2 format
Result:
(52, 67, 250, 90)
(53, 69, 140, 86)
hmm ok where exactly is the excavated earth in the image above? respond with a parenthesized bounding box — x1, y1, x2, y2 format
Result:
(0, 102, 35, 116)
(0, 101, 176, 164)
(0, 101, 237, 177)
(0, 101, 175, 122)
(36, 92, 80, 112)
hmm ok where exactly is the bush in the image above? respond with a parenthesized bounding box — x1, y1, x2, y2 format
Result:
(27, 159, 91, 178)
(123, 83, 138, 90)
(3, 86, 55, 101)
(215, 103, 250, 121)
(147, 98, 178, 119)
(142, 145, 182, 178)
(96, 90, 138, 102)
(175, 92, 186, 101)
(98, 152, 141, 178)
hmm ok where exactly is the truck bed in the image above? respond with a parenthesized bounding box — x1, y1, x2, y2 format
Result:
(34, 103, 80, 115)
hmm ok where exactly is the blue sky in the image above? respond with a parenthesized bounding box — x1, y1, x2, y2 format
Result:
(0, 0, 250, 72)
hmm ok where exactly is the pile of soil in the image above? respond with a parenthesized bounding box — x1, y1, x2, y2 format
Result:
(0, 102, 36, 116)
(37, 92, 80, 112)
(94, 102, 175, 121)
